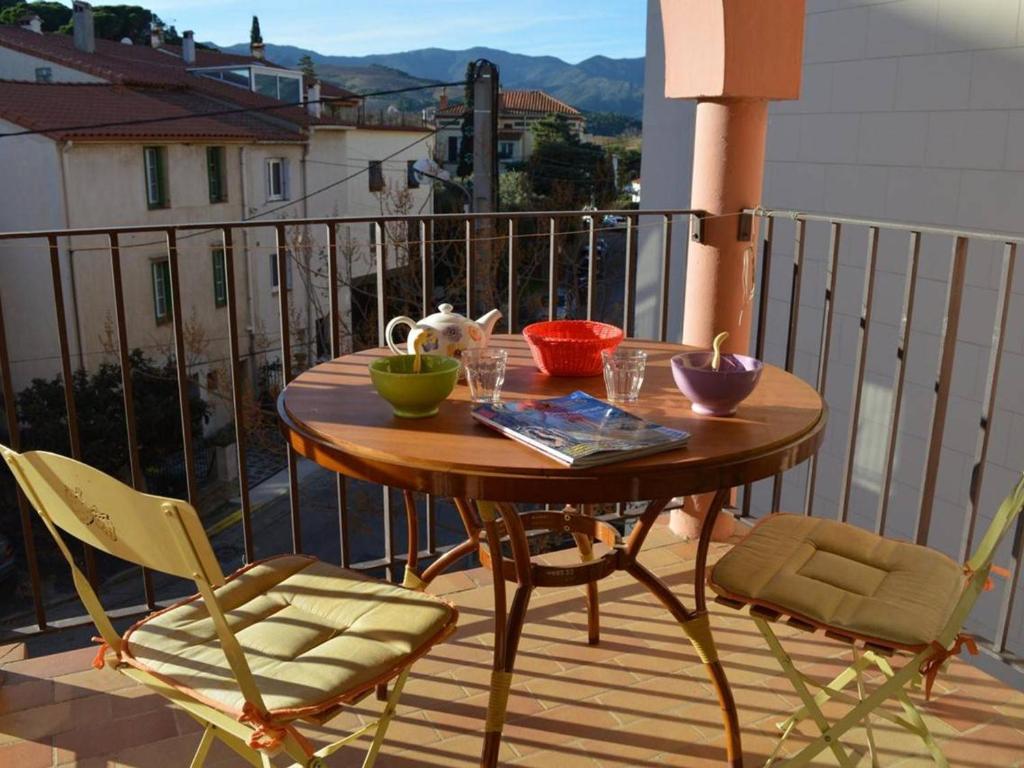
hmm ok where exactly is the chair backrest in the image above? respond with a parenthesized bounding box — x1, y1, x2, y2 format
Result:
(937, 472, 1024, 647)
(966, 473, 1024, 577)
(0, 445, 224, 584)
(1, 443, 270, 713)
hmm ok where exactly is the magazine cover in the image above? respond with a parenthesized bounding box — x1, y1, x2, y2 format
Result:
(472, 391, 690, 468)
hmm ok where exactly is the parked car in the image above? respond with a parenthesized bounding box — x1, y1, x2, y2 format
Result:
(0, 533, 17, 583)
(602, 214, 628, 229)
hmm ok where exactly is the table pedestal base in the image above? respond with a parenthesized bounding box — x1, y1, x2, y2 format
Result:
(405, 490, 743, 767)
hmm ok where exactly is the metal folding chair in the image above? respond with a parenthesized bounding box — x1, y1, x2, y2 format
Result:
(709, 474, 1024, 767)
(1, 444, 458, 768)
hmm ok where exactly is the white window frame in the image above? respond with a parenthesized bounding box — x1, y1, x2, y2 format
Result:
(265, 157, 288, 201)
(499, 141, 516, 159)
(270, 251, 292, 291)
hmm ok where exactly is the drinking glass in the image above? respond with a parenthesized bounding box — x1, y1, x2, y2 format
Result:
(462, 348, 508, 403)
(602, 348, 646, 404)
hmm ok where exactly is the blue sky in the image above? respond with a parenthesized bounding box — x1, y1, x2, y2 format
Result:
(141, 1, 646, 62)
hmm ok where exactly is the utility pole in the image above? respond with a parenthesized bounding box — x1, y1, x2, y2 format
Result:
(471, 59, 498, 315)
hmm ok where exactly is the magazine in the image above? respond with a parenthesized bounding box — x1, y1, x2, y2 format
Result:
(471, 391, 690, 468)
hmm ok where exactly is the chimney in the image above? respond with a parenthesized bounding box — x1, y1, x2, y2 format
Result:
(182, 30, 196, 64)
(20, 13, 42, 34)
(251, 41, 265, 61)
(150, 23, 163, 49)
(439, 87, 448, 110)
(307, 80, 322, 118)
(72, 1, 95, 53)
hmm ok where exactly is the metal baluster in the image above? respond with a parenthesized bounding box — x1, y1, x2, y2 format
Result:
(586, 215, 597, 321)
(274, 224, 301, 553)
(109, 233, 155, 604)
(465, 218, 473, 317)
(507, 218, 518, 332)
(838, 227, 879, 523)
(914, 236, 968, 546)
(327, 224, 350, 567)
(47, 235, 97, 584)
(374, 221, 394, 579)
(659, 215, 673, 342)
(0, 256, 46, 628)
(218, 229, 255, 564)
(623, 214, 638, 336)
(548, 217, 557, 321)
(770, 218, 805, 513)
(742, 215, 774, 519)
(875, 232, 921, 536)
(803, 222, 841, 517)
(420, 219, 432, 317)
(959, 242, 1016, 561)
(165, 229, 199, 506)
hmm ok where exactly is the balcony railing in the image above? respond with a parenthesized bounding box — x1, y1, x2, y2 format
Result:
(0, 206, 1020, 686)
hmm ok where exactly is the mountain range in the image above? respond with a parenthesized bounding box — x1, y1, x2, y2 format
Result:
(220, 43, 645, 118)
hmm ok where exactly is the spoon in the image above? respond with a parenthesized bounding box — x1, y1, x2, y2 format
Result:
(711, 331, 729, 372)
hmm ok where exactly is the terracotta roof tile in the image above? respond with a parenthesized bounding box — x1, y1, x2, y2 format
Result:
(0, 26, 361, 134)
(436, 89, 582, 118)
(0, 81, 303, 141)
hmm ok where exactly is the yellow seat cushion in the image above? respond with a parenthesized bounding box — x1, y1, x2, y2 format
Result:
(709, 514, 964, 650)
(122, 554, 456, 718)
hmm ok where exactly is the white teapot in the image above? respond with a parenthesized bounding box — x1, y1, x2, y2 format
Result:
(385, 303, 502, 359)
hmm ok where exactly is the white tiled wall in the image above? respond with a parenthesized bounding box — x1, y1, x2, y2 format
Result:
(761, 0, 1024, 658)
(641, 0, 1024, 666)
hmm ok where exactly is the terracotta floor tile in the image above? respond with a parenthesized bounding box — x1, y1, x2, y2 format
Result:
(1, 528, 1020, 767)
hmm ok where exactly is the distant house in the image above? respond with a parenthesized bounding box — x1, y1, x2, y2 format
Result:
(433, 89, 584, 174)
(0, 5, 434, 422)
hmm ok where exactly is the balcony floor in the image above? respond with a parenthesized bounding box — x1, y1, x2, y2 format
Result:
(1, 517, 1022, 767)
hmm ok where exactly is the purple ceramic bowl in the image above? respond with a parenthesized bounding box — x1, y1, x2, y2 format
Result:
(670, 351, 764, 417)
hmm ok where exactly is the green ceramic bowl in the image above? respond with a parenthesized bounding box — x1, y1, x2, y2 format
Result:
(369, 354, 460, 418)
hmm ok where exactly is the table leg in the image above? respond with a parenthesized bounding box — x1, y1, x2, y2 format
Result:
(572, 503, 599, 645)
(625, 490, 743, 767)
(406, 497, 481, 589)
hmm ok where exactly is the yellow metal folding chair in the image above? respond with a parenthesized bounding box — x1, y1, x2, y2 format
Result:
(0, 444, 458, 768)
(709, 474, 1024, 767)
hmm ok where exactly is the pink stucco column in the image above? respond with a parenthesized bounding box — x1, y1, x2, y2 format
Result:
(660, 0, 806, 539)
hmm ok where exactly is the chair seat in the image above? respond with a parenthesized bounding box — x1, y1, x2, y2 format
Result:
(709, 514, 964, 650)
(122, 554, 456, 719)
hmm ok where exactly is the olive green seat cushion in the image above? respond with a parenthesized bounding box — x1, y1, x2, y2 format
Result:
(709, 514, 964, 650)
(122, 554, 456, 718)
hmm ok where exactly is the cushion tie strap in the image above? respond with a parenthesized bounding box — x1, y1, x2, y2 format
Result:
(919, 634, 977, 700)
(963, 562, 1011, 592)
(239, 702, 291, 753)
(90, 636, 111, 670)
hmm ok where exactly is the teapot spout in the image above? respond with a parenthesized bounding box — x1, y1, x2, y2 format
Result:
(475, 308, 503, 339)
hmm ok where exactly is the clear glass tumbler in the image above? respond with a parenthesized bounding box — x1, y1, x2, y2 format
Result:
(462, 348, 508, 403)
(602, 348, 647, 404)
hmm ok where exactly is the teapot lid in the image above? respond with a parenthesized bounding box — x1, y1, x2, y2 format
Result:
(422, 302, 468, 325)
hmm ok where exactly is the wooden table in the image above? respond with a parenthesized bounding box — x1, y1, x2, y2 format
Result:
(278, 335, 826, 767)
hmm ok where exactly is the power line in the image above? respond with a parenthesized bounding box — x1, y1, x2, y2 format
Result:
(0, 80, 464, 139)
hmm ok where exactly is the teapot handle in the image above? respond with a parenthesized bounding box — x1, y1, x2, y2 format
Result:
(385, 316, 417, 355)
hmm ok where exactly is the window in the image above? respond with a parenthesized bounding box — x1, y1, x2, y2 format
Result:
(254, 71, 302, 102)
(499, 141, 515, 160)
(406, 159, 420, 189)
(151, 260, 171, 323)
(270, 252, 292, 290)
(34, 67, 52, 83)
(143, 146, 168, 209)
(212, 247, 227, 307)
(447, 136, 459, 163)
(265, 158, 288, 201)
(368, 160, 384, 192)
(207, 147, 227, 203)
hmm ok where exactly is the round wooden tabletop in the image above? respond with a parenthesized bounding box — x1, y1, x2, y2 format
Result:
(278, 335, 826, 503)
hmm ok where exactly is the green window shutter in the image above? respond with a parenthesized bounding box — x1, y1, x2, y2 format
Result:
(145, 147, 169, 209)
(157, 148, 168, 208)
(207, 147, 226, 203)
(152, 260, 172, 322)
(213, 248, 227, 307)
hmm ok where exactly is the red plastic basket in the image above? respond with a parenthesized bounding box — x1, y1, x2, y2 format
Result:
(522, 320, 624, 377)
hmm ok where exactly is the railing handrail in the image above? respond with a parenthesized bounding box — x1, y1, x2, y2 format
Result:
(746, 206, 1024, 245)
(0, 208, 703, 241)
